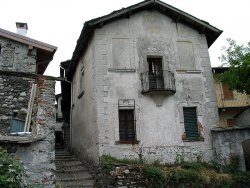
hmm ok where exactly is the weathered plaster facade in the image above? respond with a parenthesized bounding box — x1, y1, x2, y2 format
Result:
(212, 128, 250, 171)
(70, 8, 220, 165)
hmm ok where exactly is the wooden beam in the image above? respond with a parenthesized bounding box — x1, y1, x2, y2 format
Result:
(0, 70, 65, 81)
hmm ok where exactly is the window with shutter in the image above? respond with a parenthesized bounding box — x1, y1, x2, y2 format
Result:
(183, 107, 199, 140)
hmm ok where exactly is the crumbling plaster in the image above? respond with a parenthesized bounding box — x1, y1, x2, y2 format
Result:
(212, 129, 250, 171)
(71, 10, 219, 164)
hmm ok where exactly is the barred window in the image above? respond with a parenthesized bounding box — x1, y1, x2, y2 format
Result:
(119, 109, 136, 143)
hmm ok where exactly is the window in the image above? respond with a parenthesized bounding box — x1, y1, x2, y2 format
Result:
(226, 118, 236, 127)
(222, 83, 234, 100)
(183, 107, 199, 140)
(119, 109, 136, 143)
(147, 57, 164, 89)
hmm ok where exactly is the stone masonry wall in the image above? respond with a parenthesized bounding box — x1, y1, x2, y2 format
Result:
(0, 38, 37, 72)
(0, 37, 37, 134)
(11, 77, 56, 186)
(0, 76, 33, 134)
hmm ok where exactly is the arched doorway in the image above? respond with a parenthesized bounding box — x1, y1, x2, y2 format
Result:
(242, 139, 250, 171)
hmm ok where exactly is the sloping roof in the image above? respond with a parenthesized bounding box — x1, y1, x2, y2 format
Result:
(67, 0, 222, 79)
(0, 27, 57, 74)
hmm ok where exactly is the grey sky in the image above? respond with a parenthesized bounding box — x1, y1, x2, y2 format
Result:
(1, 0, 250, 93)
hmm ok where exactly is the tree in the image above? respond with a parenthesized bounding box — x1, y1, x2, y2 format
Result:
(219, 39, 250, 94)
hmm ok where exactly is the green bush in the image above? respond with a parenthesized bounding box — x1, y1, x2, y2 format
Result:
(0, 147, 24, 188)
(143, 166, 164, 188)
(233, 171, 250, 188)
(168, 167, 202, 187)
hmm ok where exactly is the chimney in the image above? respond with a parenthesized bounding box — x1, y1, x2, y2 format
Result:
(16, 22, 28, 36)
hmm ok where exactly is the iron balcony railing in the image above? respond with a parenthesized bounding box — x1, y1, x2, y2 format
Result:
(141, 70, 176, 94)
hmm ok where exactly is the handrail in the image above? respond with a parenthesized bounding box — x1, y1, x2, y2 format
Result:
(141, 70, 176, 94)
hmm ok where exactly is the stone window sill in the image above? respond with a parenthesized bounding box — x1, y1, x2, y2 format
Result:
(176, 70, 202, 74)
(108, 68, 136, 73)
(182, 137, 204, 142)
(0, 134, 46, 144)
(115, 140, 140, 145)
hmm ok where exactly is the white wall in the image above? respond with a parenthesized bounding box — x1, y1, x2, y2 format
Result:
(93, 10, 219, 163)
(71, 38, 99, 164)
(72, 10, 219, 164)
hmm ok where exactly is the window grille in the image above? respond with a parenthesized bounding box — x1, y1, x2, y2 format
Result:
(118, 99, 136, 142)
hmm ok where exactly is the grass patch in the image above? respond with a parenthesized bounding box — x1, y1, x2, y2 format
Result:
(99, 155, 250, 187)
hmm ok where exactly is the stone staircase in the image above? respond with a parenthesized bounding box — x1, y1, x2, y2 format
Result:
(63, 127, 70, 149)
(55, 149, 95, 188)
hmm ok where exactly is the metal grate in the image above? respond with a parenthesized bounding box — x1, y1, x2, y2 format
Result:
(118, 99, 136, 142)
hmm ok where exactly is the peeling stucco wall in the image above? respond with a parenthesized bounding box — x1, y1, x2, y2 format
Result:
(212, 129, 250, 171)
(72, 10, 219, 164)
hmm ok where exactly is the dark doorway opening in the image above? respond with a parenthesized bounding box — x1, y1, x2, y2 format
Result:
(242, 139, 250, 171)
(147, 57, 164, 89)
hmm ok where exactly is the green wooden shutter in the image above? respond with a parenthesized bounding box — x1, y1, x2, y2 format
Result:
(183, 107, 199, 140)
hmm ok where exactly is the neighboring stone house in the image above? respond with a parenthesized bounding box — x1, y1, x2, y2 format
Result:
(65, 0, 222, 165)
(0, 23, 57, 186)
(211, 67, 250, 171)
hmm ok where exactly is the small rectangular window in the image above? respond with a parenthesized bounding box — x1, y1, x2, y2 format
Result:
(222, 83, 234, 100)
(226, 118, 236, 127)
(183, 107, 199, 140)
(119, 109, 136, 142)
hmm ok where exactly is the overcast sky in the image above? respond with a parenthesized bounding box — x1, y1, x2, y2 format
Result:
(1, 0, 250, 93)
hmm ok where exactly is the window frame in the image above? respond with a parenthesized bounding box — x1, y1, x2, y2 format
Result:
(183, 107, 201, 141)
(117, 99, 138, 144)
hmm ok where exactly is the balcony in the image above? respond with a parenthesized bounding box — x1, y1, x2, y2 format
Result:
(141, 70, 176, 94)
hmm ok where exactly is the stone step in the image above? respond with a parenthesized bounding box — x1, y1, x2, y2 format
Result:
(56, 168, 87, 173)
(58, 179, 95, 187)
(56, 171, 93, 180)
(55, 154, 74, 158)
(55, 158, 78, 161)
(55, 161, 83, 166)
(55, 149, 95, 187)
(56, 164, 87, 171)
(55, 155, 75, 159)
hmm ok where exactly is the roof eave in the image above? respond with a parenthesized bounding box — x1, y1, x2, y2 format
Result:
(67, 0, 222, 79)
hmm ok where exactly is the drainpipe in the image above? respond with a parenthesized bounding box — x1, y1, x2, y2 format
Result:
(59, 65, 73, 152)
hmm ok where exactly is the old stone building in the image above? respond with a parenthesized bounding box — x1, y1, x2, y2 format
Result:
(0, 23, 57, 186)
(65, 0, 222, 165)
(212, 67, 250, 171)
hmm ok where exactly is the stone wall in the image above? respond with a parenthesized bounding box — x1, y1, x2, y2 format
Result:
(0, 37, 36, 134)
(2, 77, 56, 187)
(236, 108, 250, 127)
(212, 128, 250, 171)
(0, 38, 37, 72)
(0, 75, 33, 134)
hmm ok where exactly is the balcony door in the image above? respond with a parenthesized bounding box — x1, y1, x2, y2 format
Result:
(148, 57, 164, 89)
